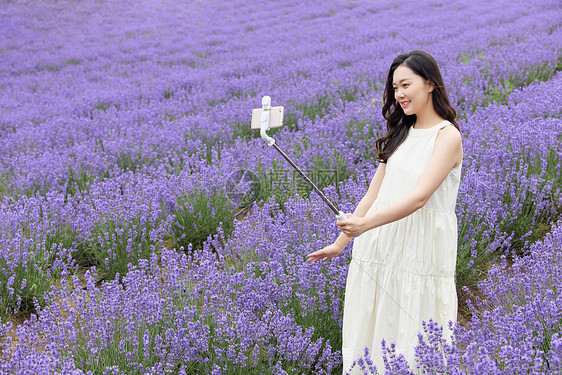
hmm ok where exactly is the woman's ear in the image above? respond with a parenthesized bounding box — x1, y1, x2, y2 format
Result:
(426, 80, 434, 93)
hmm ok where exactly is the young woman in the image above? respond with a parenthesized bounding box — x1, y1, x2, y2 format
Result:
(307, 50, 463, 373)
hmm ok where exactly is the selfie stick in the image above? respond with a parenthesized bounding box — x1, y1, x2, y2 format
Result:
(259, 96, 347, 222)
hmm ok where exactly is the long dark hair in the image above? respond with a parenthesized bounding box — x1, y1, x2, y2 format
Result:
(375, 50, 458, 163)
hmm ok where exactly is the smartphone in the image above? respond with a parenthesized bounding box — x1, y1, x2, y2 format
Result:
(251, 106, 284, 130)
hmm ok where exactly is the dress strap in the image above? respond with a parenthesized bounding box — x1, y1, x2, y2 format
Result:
(436, 120, 452, 130)
(409, 120, 451, 136)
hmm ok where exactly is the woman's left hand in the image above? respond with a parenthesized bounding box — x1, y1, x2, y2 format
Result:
(337, 213, 368, 238)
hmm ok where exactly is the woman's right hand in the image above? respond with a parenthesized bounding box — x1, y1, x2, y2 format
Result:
(306, 243, 344, 262)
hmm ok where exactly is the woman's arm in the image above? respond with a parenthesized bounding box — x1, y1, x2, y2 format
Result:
(337, 126, 462, 237)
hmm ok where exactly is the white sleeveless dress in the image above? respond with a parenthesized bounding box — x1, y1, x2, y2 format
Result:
(342, 120, 462, 373)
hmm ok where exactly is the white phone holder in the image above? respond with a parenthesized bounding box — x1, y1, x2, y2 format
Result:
(253, 96, 346, 222)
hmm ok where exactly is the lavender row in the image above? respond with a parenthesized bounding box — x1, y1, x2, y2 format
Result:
(0, 0, 560, 195)
(0, 213, 345, 374)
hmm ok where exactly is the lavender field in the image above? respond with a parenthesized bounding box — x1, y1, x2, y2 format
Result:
(0, 0, 561, 373)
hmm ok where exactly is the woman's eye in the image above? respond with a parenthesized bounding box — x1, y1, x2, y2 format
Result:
(403, 84, 409, 88)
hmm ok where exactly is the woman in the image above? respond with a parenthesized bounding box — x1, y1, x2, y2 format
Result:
(307, 50, 463, 373)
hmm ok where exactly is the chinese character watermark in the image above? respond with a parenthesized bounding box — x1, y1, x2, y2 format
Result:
(225, 168, 340, 208)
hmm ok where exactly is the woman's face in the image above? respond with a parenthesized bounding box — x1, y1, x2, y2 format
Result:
(392, 65, 433, 116)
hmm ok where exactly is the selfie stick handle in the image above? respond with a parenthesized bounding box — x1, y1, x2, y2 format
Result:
(259, 96, 346, 222)
(260, 96, 275, 146)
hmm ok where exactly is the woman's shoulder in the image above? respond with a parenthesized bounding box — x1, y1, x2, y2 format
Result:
(437, 122, 462, 142)
(435, 123, 463, 165)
